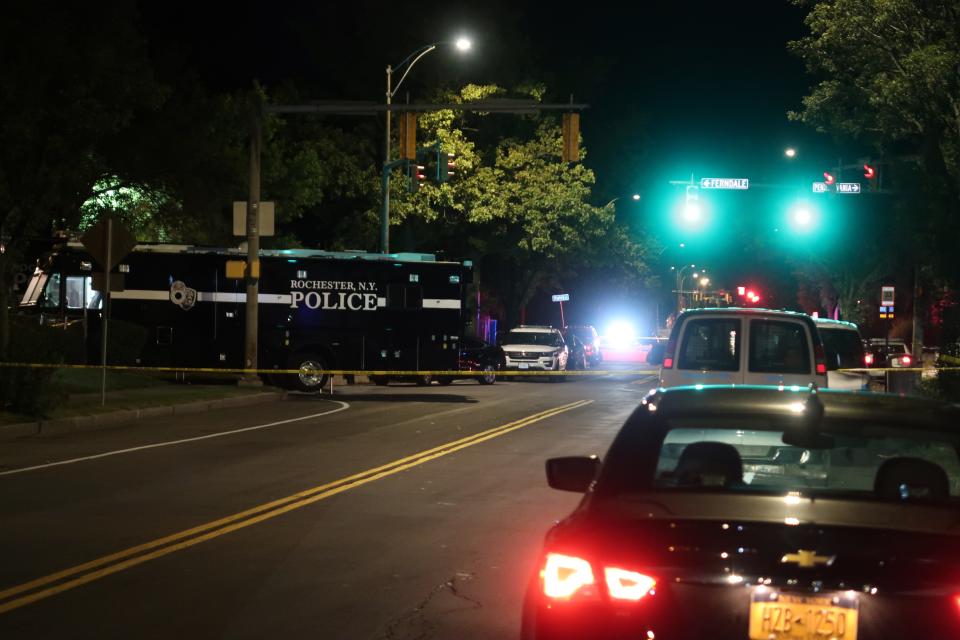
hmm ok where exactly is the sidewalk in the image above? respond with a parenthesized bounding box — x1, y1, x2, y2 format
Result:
(0, 372, 287, 441)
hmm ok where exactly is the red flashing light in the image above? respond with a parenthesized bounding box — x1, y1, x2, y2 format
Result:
(746, 290, 755, 299)
(865, 353, 874, 366)
(823, 171, 836, 185)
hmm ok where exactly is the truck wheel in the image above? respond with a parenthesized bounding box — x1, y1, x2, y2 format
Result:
(416, 375, 433, 386)
(371, 376, 390, 386)
(288, 353, 329, 392)
(478, 365, 497, 385)
(437, 377, 454, 386)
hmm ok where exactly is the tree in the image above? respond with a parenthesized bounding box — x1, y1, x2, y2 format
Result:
(0, 1, 164, 356)
(386, 84, 650, 327)
(789, 0, 960, 273)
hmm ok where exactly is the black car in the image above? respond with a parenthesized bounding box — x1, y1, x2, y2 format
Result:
(563, 325, 602, 368)
(522, 386, 960, 639)
(437, 335, 505, 385)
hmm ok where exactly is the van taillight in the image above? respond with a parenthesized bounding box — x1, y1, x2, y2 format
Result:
(814, 343, 827, 375)
(662, 338, 676, 369)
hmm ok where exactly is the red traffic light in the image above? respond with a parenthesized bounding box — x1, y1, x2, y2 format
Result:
(864, 163, 876, 179)
(823, 171, 836, 185)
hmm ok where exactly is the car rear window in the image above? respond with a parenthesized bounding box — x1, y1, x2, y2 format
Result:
(749, 320, 811, 374)
(819, 328, 864, 370)
(645, 423, 960, 502)
(677, 318, 740, 371)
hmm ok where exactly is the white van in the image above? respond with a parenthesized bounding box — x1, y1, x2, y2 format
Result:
(815, 318, 870, 391)
(652, 308, 828, 389)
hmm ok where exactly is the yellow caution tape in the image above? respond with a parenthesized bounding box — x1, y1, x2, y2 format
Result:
(0, 361, 659, 377)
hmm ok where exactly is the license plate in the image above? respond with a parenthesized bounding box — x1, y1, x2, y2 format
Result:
(748, 591, 858, 640)
(518, 363, 529, 369)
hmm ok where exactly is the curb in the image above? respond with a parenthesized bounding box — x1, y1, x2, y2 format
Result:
(0, 391, 287, 442)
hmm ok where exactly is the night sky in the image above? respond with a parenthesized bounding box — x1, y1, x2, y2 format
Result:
(141, 0, 841, 181)
(138, 0, 856, 328)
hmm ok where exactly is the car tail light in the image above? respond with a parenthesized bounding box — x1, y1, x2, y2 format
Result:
(864, 353, 874, 366)
(542, 553, 595, 599)
(662, 338, 676, 369)
(814, 343, 827, 375)
(901, 355, 912, 366)
(604, 567, 656, 601)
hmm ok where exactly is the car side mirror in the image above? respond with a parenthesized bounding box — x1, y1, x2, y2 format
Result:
(546, 456, 600, 492)
(647, 342, 665, 366)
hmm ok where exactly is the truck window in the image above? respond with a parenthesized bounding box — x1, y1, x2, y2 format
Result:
(21, 271, 47, 306)
(64, 276, 101, 310)
(677, 318, 740, 371)
(749, 320, 811, 374)
(38, 272, 62, 309)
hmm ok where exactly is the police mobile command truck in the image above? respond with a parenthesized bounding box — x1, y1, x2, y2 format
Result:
(19, 242, 470, 391)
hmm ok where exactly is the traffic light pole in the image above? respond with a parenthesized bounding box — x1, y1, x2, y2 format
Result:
(380, 158, 410, 254)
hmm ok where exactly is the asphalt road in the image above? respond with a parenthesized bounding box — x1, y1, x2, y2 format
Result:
(0, 373, 657, 639)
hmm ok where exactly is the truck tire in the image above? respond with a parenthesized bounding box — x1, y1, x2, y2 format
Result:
(478, 365, 497, 385)
(415, 375, 433, 387)
(437, 377, 454, 386)
(370, 375, 390, 386)
(288, 352, 329, 393)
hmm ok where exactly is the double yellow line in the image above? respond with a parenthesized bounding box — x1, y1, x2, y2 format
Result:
(0, 399, 592, 615)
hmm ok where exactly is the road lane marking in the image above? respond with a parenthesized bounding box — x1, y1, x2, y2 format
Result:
(0, 399, 592, 614)
(0, 402, 351, 477)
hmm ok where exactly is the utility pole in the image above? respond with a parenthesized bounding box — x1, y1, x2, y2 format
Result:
(242, 97, 263, 386)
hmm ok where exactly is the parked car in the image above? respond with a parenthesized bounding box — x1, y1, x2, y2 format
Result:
(563, 325, 602, 367)
(501, 326, 569, 381)
(867, 338, 913, 369)
(522, 385, 960, 639)
(436, 336, 505, 385)
(814, 318, 870, 390)
(649, 308, 827, 389)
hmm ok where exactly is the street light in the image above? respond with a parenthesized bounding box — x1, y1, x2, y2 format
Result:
(673, 264, 697, 313)
(384, 37, 473, 163)
(784, 147, 797, 158)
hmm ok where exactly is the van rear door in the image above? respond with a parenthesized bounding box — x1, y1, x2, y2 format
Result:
(670, 316, 744, 386)
(745, 318, 821, 387)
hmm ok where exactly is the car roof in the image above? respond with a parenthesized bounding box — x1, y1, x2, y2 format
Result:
(511, 325, 557, 332)
(642, 385, 959, 429)
(678, 307, 815, 321)
(814, 318, 860, 330)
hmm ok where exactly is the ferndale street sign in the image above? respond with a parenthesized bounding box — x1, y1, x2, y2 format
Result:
(700, 177, 749, 190)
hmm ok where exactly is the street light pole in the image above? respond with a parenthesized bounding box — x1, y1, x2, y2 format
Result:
(675, 264, 696, 313)
(381, 39, 470, 253)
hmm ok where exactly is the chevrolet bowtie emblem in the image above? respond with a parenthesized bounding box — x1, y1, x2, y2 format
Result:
(780, 549, 835, 569)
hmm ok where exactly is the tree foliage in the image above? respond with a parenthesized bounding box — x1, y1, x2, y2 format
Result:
(789, 0, 960, 253)
(386, 84, 651, 325)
